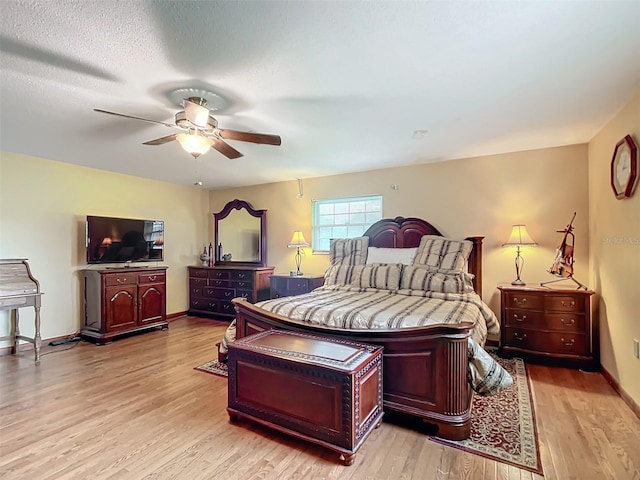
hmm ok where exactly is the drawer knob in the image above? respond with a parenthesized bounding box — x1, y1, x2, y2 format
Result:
(513, 314, 527, 322)
(238, 273, 246, 279)
(561, 338, 575, 346)
(513, 297, 527, 306)
(216, 281, 222, 286)
(514, 332, 527, 341)
(560, 318, 575, 326)
(561, 300, 576, 307)
(149, 275, 156, 281)
(225, 291, 232, 297)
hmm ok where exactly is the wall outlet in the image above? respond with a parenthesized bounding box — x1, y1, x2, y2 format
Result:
(634, 339, 640, 359)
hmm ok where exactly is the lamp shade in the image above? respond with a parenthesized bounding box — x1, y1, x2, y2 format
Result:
(176, 132, 213, 158)
(287, 231, 310, 248)
(502, 224, 538, 247)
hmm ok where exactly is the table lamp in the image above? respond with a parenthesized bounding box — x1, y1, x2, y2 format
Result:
(287, 231, 310, 276)
(502, 224, 538, 285)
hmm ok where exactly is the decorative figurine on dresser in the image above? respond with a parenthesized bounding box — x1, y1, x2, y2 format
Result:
(188, 199, 274, 320)
(498, 284, 597, 371)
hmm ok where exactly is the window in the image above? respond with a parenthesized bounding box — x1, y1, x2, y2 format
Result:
(312, 195, 382, 252)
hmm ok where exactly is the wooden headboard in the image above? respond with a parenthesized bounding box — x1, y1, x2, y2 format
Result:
(363, 216, 484, 297)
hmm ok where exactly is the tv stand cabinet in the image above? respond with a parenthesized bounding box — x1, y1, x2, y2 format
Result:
(81, 266, 168, 345)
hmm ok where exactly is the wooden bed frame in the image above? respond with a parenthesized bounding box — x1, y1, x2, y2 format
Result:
(232, 216, 484, 440)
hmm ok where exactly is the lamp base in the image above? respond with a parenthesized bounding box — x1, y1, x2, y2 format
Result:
(511, 279, 526, 286)
(290, 271, 303, 277)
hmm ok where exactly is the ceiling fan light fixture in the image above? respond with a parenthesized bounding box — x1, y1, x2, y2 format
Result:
(176, 132, 213, 159)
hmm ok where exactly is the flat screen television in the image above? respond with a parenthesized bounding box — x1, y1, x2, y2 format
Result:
(86, 215, 164, 264)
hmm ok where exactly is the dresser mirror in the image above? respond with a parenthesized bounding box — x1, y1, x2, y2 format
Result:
(214, 199, 267, 266)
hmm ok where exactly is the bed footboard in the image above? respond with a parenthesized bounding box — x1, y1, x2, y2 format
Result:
(232, 298, 473, 440)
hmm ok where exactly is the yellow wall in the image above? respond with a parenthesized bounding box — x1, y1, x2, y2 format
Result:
(211, 144, 589, 322)
(0, 152, 209, 343)
(588, 91, 640, 405)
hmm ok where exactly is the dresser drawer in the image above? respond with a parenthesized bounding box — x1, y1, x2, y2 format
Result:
(209, 270, 231, 280)
(503, 309, 545, 328)
(544, 313, 586, 333)
(504, 309, 585, 333)
(545, 295, 585, 313)
(504, 328, 587, 356)
(190, 269, 209, 279)
(210, 279, 231, 288)
(288, 279, 314, 294)
(234, 280, 253, 290)
(219, 300, 235, 316)
(231, 270, 252, 281)
(503, 292, 543, 311)
(209, 287, 236, 300)
(190, 277, 207, 287)
(138, 272, 165, 284)
(236, 289, 252, 300)
(104, 274, 136, 286)
(190, 297, 217, 312)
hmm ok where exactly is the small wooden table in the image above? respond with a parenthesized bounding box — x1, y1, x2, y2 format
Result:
(227, 329, 383, 466)
(0, 259, 43, 363)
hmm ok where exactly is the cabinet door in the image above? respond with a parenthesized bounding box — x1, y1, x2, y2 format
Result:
(138, 283, 166, 325)
(105, 285, 137, 331)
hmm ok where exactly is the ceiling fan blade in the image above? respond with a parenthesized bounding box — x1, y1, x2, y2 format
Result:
(143, 134, 178, 146)
(211, 138, 243, 159)
(218, 129, 282, 146)
(183, 99, 210, 129)
(94, 108, 176, 128)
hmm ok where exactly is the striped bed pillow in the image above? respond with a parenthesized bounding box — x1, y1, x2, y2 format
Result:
(413, 235, 472, 273)
(324, 263, 402, 291)
(329, 237, 369, 266)
(400, 265, 475, 294)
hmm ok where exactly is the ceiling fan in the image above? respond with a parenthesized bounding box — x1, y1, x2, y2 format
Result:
(94, 97, 281, 159)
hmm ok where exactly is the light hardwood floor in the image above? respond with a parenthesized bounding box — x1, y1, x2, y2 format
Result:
(1, 316, 638, 480)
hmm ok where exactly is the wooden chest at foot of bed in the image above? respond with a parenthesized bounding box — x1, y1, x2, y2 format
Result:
(227, 330, 384, 466)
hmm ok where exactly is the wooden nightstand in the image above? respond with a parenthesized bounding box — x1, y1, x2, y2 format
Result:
(498, 284, 598, 371)
(270, 274, 324, 299)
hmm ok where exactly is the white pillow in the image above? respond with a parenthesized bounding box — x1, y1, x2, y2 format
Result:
(366, 247, 417, 265)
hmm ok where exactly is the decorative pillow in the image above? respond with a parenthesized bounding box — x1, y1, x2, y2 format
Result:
(400, 265, 475, 294)
(349, 263, 402, 291)
(329, 237, 369, 266)
(324, 264, 358, 286)
(366, 247, 418, 265)
(413, 235, 472, 273)
(325, 263, 402, 291)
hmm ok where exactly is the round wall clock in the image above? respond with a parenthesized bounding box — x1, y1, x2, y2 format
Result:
(610, 134, 638, 199)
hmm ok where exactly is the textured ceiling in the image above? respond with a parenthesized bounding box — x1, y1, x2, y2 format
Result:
(1, 1, 639, 189)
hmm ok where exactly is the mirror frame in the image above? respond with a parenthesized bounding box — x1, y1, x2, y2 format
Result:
(214, 199, 267, 266)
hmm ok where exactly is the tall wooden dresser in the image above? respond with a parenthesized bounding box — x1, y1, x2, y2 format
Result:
(498, 284, 597, 370)
(188, 265, 274, 320)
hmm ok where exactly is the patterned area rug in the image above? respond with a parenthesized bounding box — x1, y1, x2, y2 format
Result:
(194, 355, 542, 475)
(430, 355, 543, 475)
(194, 359, 228, 378)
